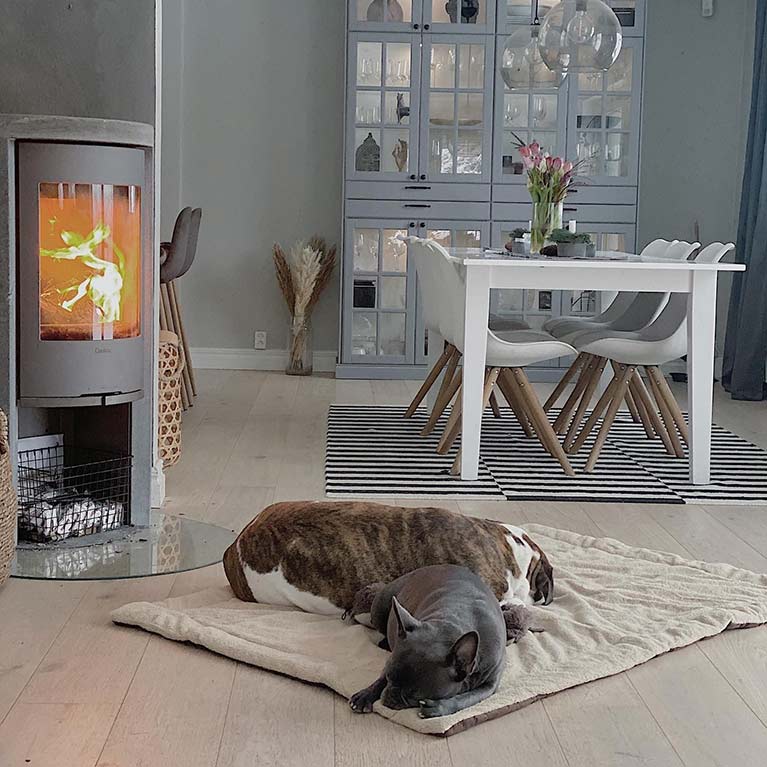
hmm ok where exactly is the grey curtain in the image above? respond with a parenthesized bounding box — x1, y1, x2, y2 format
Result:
(722, 0, 767, 400)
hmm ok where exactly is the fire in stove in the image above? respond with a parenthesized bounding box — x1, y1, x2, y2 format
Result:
(39, 183, 141, 342)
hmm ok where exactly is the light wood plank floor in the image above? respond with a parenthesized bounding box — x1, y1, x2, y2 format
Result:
(1, 370, 766, 767)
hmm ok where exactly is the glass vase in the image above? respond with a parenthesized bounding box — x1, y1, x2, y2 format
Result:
(286, 316, 313, 376)
(530, 201, 563, 254)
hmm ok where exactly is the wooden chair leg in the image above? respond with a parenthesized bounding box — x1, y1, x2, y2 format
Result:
(450, 369, 501, 475)
(163, 283, 193, 406)
(160, 287, 189, 410)
(404, 344, 453, 418)
(553, 355, 596, 434)
(585, 365, 636, 472)
(563, 356, 607, 452)
(437, 385, 465, 454)
(511, 368, 575, 476)
(422, 361, 461, 437)
(628, 370, 676, 456)
(646, 366, 689, 445)
(624, 388, 642, 423)
(646, 368, 685, 457)
(498, 370, 534, 437)
(568, 371, 623, 454)
(169, 281, 197, 396)
(489, 391, 502, 418)
(628, 374, 656, 438)
(543, 352, 588, 413)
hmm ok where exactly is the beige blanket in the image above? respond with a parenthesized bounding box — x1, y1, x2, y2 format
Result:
(112, 524, 767, 736)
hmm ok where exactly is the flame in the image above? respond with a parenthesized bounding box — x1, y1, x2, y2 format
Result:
(41, 223, 125, 324)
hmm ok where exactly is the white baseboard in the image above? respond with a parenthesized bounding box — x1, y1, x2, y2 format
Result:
(191, 347, 337, 372)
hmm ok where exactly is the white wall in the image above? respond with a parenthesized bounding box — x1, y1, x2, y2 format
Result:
(164, 0, 756, 360)
(638, 0, 756, 354)
(162, 0, 345, 355)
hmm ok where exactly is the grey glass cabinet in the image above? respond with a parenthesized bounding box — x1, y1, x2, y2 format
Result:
(338, 0, 646, 379)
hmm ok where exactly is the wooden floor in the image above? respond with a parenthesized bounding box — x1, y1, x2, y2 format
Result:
(1, 370, 766, 767)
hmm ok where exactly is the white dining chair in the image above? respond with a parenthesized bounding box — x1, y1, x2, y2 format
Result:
(565, 242, 735, 472)
(544, 240, 700, 444)
(409, 237, 578, 476)
(403, 244, 528, 420)
(543, 239, 677, 338)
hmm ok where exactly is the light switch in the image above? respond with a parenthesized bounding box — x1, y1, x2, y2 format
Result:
(702, 0, 714, 17)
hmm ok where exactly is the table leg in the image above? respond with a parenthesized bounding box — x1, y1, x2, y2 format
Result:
(425, 330, 445, 410)
(460, 268, 491, 481)
(687, 272, 717, 484)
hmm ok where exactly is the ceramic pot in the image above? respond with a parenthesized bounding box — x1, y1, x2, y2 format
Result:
(367, 0, 404, 22)
(355, 133, 381, 172)
(445, 0, 480, 23)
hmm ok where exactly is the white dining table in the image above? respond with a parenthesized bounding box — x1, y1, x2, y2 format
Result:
(429, 249, 746, 484)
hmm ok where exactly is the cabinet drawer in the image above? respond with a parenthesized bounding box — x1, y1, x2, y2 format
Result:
(346, 199, 491, 220)
(346, 181, 491, 202)
(492, 185, 638, 206)
(492, 202, 637, 224)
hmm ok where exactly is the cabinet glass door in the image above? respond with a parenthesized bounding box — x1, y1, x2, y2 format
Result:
(561, 223, 636, 318)
(496, 1, 643, 35)
(496, 1, 557, 31)
(420, 36, 494, 182)
(347, 35, 421, 181)
(343, 220, 417, 364)
(566, 38, 642, 186)
(348, 0, 420, 32)
(490, 222, 561, 334)
(493, 36, 568, 183)
(415, 221, 489, 363)
(424, 0, 496, 34)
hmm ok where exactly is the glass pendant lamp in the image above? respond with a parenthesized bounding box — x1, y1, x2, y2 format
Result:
(538, 0, 622, 74)
(500, 2, 565, 90)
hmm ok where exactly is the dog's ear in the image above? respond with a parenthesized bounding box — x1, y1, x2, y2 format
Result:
(448, 631, 479, 680)
(391, 597, 420, 638)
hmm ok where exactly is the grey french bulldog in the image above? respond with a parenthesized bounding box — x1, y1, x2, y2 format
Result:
(349, 564, 507, 719)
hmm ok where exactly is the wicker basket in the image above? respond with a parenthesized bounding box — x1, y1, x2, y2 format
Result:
(0, 410, 18, 588)
(158, 330, 184, 468)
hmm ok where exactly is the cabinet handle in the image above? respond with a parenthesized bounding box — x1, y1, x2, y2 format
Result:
(569, 189, 578, 193)
(404, 185, 432, 190)
(419, 222, 426, 228)
(409, 174, 417, 180)
(419, 174, 427, 181)
(424, 23, 430, 30)
(563, 206, 578, 212)
(403, 203, 432, 208)
(409, 222, 416, 228)
(413, 23, 420, 29)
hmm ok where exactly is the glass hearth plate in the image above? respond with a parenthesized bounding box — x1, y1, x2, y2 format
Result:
(11, 510, 236, 581)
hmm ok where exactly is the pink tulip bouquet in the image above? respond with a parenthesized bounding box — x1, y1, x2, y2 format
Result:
(514, 134, 580, 204)
(512, 134, 583, 252)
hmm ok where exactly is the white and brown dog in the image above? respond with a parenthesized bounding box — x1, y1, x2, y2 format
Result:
(223, 501, 553, 619)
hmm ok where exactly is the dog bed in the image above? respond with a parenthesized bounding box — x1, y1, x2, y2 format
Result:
(112, 524, 767, 736)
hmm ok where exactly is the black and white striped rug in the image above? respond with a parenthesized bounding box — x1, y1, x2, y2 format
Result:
(326, 405, 767, 504)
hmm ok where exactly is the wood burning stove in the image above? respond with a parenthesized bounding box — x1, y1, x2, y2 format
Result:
(17, 142, 148, 407)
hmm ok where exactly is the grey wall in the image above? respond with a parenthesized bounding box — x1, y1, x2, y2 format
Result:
(0, 0, 155, 124)
(638, 0, 756, 354)
(163, 0, 345, 353)
(164, 0, 756, 357)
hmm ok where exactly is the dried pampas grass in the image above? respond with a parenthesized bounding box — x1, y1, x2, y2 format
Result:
(273, 236, 337, 375)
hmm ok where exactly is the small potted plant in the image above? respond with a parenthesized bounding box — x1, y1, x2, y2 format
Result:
(549, 229, 593, 259)
(504, 227, 530, 253)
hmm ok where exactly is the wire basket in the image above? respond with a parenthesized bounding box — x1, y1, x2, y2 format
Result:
(17, 445, 131, 543)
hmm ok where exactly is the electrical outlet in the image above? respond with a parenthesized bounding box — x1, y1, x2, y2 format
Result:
(702, 0, 714, 17)
(254, 331, 267, 350)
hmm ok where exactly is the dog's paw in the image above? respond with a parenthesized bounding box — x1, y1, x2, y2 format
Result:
(349, 688, 378, 714)
(418, 699, 449, 719)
